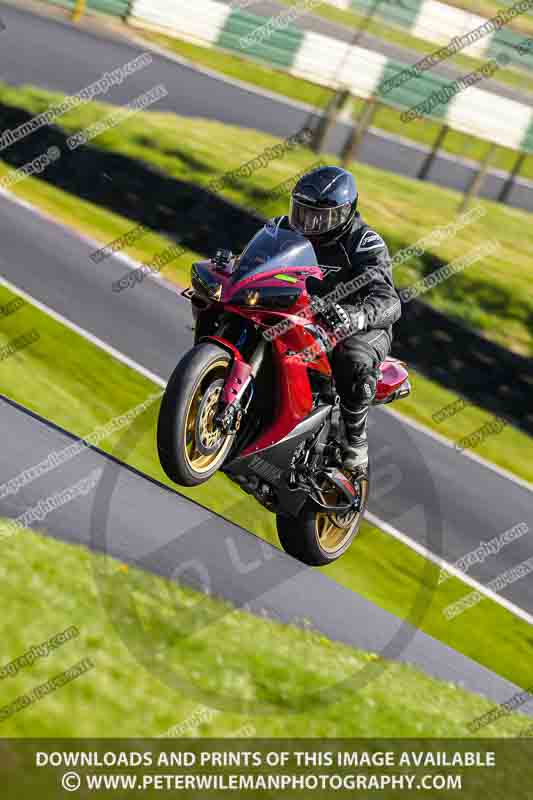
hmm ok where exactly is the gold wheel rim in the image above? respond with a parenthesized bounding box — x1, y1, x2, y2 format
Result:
(183, 359, 233, 474)
(315, 478, 369, 555)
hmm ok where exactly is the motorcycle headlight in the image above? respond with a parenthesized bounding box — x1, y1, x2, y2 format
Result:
(244, 289, 260, 306)
(232, 286, 301, 309)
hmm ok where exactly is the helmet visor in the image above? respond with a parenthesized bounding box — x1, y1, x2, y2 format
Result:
(289, 197, 352, 236)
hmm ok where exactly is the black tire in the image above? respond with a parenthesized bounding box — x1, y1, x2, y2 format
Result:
(157, 342, 234, 487)
(276, 472, 370, 566)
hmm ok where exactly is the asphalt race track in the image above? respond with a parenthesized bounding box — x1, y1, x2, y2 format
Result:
(0, 1, 532, 211)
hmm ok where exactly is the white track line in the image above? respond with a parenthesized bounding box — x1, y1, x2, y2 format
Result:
(1, 272, 532, 627)
(365, 511, 533, 626)
(0, 274, 165, 388)
(384, 405, 533, 493)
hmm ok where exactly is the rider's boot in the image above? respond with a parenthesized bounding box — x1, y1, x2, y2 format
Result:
(340, 404, 369, 473)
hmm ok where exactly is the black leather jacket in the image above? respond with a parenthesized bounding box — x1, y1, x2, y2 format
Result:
(274, 213, 401, 335)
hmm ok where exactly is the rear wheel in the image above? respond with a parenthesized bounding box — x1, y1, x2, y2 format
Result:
(276, 472, 369, 566)
(157, 343, 235, 486)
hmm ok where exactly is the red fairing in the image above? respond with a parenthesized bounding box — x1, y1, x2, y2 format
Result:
(376, 357, 409, 401)
(277, 320, 332, 377)
(222, 266, 324, 303)
(241, 337, 314, 456)
(194, 255, 408, 457)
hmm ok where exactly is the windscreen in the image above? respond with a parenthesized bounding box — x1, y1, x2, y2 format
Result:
(234, 220, 318, 280)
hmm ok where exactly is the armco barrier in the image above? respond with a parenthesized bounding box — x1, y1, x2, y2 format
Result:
(1, 98, 529, 434)
(127, 0, 533, 154)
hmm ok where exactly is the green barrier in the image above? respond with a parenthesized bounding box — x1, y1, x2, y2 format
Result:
(39, 0, 76, 9)
(521, 117, 533, 152)
(350, 0, 423, 31)
(38, 0, 130, 17)
(217, 9, 304, 70)
(88, 0, 130, 16)
(377, 58, 453, 119)
(488, 26, 533, 73)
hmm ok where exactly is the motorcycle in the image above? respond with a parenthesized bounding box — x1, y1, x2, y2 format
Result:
(157, 220, 410, 566)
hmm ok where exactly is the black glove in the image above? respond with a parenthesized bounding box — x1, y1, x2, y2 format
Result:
(314, 299, 366, 335)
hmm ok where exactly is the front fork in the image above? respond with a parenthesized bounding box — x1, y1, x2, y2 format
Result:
(217, 359, 253, 433)
(200, 336, 266, 435)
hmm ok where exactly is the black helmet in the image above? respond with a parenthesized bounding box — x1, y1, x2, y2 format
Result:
(289, 165, 358, 243)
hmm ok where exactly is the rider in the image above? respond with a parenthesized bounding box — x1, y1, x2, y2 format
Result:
(283, 165, 402, 472)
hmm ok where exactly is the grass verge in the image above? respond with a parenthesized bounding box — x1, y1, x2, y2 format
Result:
(0, 523, 529, 737)
(0, 282, 531, 700)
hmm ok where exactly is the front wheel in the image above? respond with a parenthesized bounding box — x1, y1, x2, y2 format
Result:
(157, 343, 235, 487)
(276, 473, 369, 566)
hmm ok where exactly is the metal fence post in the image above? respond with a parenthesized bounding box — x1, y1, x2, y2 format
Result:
(123, 0, 135, 22)
(341, 96, 379, 166)
(71, 0, 86, 22)
(310, 89, 351, 154)
(418, 124, 449, 181)
(497, 151, 527, 205)
(459, 143, 497, 213)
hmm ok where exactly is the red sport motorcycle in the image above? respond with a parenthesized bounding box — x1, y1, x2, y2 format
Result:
(157, 222, 410, 565)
